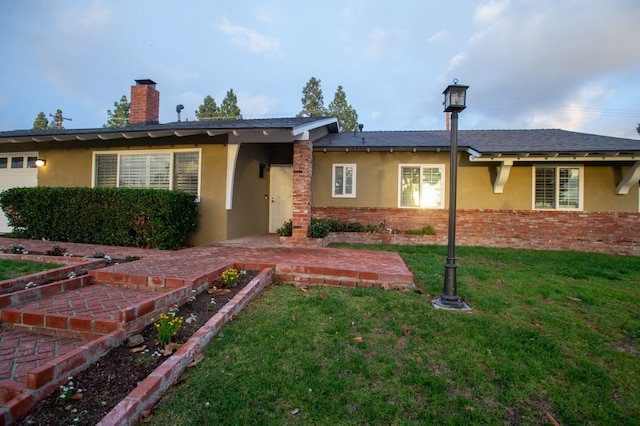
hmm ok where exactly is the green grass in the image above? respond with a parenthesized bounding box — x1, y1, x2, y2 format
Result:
(149, 245, 640, 425)
(0, 259, 63, 281)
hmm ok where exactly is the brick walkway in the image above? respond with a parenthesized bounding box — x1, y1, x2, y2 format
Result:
(0, 234, 414, 422)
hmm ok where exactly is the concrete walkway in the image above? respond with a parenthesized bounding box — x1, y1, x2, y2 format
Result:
(0, 234, 414, 423)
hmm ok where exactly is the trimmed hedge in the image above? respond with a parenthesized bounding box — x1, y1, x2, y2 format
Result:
(0, 187, 198, 249)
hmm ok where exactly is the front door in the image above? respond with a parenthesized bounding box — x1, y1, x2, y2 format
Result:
(269, 165, 293, 233)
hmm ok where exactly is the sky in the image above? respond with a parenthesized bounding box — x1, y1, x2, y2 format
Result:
(1, 0, 639, 139)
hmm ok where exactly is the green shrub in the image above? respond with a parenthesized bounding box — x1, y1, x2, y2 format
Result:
(405, 225, 436, 235)
(0, 187, 198, 249)
(276, 219, 292, 237)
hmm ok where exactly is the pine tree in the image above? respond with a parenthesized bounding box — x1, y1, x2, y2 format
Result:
(196, 96, 218, 120)
(328, 85, 359, 132)
(104, 95, 130, 128)
(32, 112, 48, 130)
(297, 77, 326, 117)
(219, 89, 242, 119)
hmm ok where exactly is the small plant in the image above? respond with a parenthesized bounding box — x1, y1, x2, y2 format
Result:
(185, 313, 197, 324)
(405, 225, 436, 235)
(88, 252, 112, 264)
(10, 243, 27, 254)
(276, 219, 292, 237)
(152, 311, 184, 345)
(58, 376, 83, 404)
(67, 271, 77, 279)
(208, 297, 217, 311)
(45, 245, 67, 256)
(25, 281, 37, 289)
(221, 268, 239, 288)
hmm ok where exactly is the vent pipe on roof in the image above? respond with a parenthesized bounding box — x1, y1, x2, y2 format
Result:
(176, 104, 184, 122)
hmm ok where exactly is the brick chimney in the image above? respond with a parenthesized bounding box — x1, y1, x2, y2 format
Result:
(130, 79, 160, 124)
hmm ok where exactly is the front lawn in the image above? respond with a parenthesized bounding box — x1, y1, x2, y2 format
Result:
(149, 245, 640, 425)
(0, 259, 63, 281)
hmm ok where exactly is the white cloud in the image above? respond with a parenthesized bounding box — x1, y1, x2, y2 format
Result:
(450, 0, 640, 131)
(362, 29, 407, 60)
(237, 92, 278, 118)
(216, 17, 282, 55)
(428, 30, 449, 44)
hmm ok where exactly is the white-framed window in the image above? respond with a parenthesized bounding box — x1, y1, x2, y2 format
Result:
(93, 149, 201, 198)
(533, 165, 583, 210)
(332, 163, 356, 198)
(398, 164, 445, 208)
(0, 154, 37, 169)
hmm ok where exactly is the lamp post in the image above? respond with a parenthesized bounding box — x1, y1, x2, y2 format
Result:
(432, 80, 471, 311)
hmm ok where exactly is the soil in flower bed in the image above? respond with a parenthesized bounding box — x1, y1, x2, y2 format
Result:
(16, 271, 259, 426)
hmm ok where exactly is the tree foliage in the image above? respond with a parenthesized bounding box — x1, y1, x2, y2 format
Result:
(297, 77, 359, 131)
(219, 89, 242, 119)
(196, 91, 242, 120)
(104, 95, 130, 128)
(297, 77, 326, 117)
(328, 85, 359, 132)
(196, 95, 218, 120)
(32, 112, 48, 130)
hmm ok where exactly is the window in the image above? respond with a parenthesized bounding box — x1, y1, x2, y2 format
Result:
(94, 149, 201, 198)
(0, 158, 7, 169)
(534, 166, 583, 210)
(27, 156, 37, 168)
(11, 157, 23, 169)
(399, 164, 444, 208)
(332, 164, 356, 197)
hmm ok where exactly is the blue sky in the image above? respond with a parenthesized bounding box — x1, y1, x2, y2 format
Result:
(1, 0, 639, 138)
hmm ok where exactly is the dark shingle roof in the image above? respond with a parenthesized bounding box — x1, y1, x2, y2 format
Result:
(314, 129, 640, 156)
(0, 117, 339, 144)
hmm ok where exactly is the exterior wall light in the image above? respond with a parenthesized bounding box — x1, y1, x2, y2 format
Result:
(35, 158, 46, 167)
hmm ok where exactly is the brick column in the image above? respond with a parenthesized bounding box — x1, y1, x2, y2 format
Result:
(291, 139, 313, 243)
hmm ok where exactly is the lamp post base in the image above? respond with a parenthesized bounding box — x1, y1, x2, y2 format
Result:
(431, 297, 472, 311)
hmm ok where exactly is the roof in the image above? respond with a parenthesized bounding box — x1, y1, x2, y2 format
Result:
(314, 129, 640, 159)
(0, 117, 339, 145)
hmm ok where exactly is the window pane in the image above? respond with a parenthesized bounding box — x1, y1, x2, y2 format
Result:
(344, 166, 353, 195)
(535, 168, 555, 209)
(148, 154, 170, 189)
(174, 152, 199, 196)
(0, 158, 7, 169)
(401, 167, 420, 207)
(420, 167, 442, 207)
(10, 157, 23, 169)
(559, 168, 579, 208)
(27, 157, 37, 168)
(120, 153, 170, 189)
(334, 166, 344, 195)
(96, 154, 117, 187)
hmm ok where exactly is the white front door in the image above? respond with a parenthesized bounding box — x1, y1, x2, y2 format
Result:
(269, 165, 293, 233)
(0, 153, 39, 233)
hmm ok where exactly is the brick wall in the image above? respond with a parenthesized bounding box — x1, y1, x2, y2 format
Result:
(130, 82, 160, 124)
(291, 140, 313, 243)
(311, 207, 640, 256)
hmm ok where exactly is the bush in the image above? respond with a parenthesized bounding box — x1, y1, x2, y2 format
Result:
(0, 187, 198, 249)
(405, 225, 436, 235)
(276, 219, 292, 237)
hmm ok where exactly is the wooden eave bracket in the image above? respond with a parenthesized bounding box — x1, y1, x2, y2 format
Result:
(616, 160, 640, 195)
(493, 160, 513, 193)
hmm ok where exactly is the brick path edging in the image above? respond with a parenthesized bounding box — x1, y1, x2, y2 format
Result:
(96, 267, 274, 426)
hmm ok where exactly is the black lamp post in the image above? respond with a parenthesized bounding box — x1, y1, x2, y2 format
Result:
(432, 80, 471, 311)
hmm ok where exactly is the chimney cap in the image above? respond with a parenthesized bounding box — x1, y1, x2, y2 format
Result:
(135, 79, 157, 87)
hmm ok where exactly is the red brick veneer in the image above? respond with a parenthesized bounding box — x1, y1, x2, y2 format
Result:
(311, 207, 640, 256)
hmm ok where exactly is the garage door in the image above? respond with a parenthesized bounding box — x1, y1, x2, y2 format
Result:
(0, 152, 39, 233)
